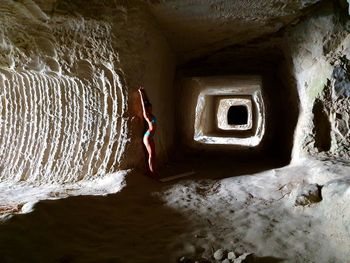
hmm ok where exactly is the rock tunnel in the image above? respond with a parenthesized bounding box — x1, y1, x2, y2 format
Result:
(1, 0, 350, 262)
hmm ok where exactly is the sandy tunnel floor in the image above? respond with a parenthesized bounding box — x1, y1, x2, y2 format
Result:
(0, 158, 350, 263)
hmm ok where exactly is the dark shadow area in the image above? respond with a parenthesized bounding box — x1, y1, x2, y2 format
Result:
(160, 151, 286, 181)
(0, 173, 191, 263)
(312, 99, 331, 152)
(253, 256, 286, 263)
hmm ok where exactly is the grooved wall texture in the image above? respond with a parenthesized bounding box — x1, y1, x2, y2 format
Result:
(0, 69, 125, 183)
(0, 1, 128, 183)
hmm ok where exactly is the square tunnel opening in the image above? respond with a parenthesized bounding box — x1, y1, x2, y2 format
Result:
(228, 105, 248, 125)
(217, 97, 253, 131)
(165, 47, 300, 178)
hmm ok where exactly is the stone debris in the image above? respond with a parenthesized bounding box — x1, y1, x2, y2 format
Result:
(295, 183, 323, 206)
(213, 249, 227, 261)
(177, 249, 256, 263)
(227, 251, 236, 260)
(212, 249, 254, 263)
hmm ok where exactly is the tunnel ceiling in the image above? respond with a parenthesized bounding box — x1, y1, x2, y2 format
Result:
(33, 0, 325, 63)
(146, 0, 324, 62)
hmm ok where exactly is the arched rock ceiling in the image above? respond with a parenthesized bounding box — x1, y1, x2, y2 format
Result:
(146, 0, 324, 62)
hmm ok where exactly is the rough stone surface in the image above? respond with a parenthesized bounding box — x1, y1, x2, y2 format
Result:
(302, 56, 350, 161)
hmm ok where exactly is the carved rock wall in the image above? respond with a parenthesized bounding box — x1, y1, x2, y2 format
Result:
(285, 3, 350, 161)
(0, 0, 176, 184)
(0, 1, 128, 183)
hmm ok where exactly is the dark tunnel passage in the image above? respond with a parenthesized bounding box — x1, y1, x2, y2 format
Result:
(166, 43, 300, 178)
